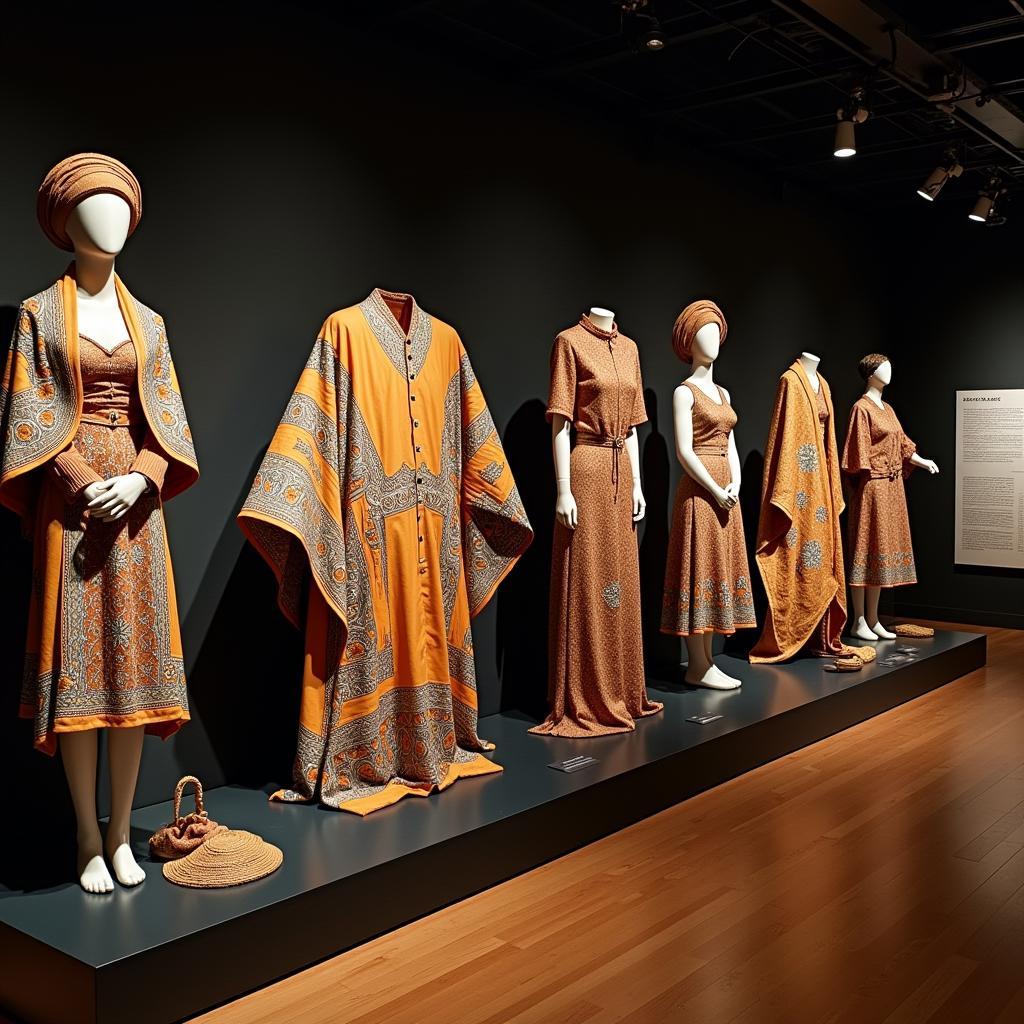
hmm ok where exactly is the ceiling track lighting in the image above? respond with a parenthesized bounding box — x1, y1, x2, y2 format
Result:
(834, 86, 869, 158)
(916, 146, 964, 201)
(619, 1, 666, 54)
(968, 175, 1008, 225)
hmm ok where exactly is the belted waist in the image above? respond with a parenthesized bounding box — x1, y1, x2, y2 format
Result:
(694, 444, 728, 456)
(575, 430, 627, 498)
(80, 410, 139, 427)
(576, 430, 627, 449)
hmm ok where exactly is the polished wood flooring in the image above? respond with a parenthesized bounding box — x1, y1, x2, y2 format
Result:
(193, 624, 1022, 1023)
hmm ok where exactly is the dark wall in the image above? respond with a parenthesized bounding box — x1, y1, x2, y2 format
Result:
(0, 14, 887, 825)
(882, 206, 1024, 628)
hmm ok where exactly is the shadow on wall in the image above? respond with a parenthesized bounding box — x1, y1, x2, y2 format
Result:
(725, 447, 766, 658)
(495, 398, 553, 720)
(638, 388, 676, 680)
(183, 453, 302, 792)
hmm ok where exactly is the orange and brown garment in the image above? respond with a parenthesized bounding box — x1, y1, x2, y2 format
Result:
(0, 268, 198, 753)
(750, 362, 847, 663)
(530, 316, 661, 738)
(841, 397, 917, 588)
(237, 288, 533, 815)
(661, 382, 755, 636)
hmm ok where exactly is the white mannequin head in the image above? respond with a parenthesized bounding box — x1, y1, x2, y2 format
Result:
(691, 321, 720, 366)
(64, 193, 132, 257)
(858, 353, 891, 390)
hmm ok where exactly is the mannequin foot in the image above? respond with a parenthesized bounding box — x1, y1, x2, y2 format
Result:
(850, 616, 880, 641)
(870, 621, 897, 640)
(107, 842, 146, 887)
(707, 664, 742, 689)
(78, 850, 114, 894)
(684, 665, 741, 691)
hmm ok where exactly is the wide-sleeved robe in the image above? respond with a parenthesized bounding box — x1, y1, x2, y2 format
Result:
(238, 288, 532, 815)
(750, 361, 846, 663)
(0, 268, 198, 751)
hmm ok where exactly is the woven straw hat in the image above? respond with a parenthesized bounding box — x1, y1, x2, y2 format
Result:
(163, 829, 283, 889)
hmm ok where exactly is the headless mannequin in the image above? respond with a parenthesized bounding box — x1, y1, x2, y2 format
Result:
(673, 322, 743, 689)
(799, 350, 821, 393)
(849, 359, 939, 641)
(553, 307, 645, 529)
(59, 193, 150, 893)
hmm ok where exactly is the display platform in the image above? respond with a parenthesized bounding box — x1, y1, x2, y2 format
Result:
(0, 628, 985, 1024)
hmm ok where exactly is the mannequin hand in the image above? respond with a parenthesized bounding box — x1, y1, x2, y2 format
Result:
(723, 481, 740, 503)
(85, 472, 149, 522)
(632, 484, 646, 523)
(922, 459, 939, 475)
(712, 485, 737, 511)
(555, 491, 578, 530)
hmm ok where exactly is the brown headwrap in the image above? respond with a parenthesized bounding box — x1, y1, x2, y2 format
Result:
(672, 299, 728, 363)
(37, 153, 142, 251)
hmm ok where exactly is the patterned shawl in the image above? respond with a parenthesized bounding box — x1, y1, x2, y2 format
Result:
(0, 267, 198, 518)
(750, 360, 847, 663)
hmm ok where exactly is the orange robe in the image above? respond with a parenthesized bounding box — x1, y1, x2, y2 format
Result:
(0, 268, 199, 752)
(750, 361, 846, 663)
(238, 288, 532, 815)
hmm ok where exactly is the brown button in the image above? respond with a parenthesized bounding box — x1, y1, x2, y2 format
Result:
(406, 338, 412, 346)
(411, 395, 416, 402)
(415, 445, 422, 453)
(419, 567, 426, 575)
(414, 419, 420, 428)
(410, 373, 415, 380)
(418, 535, 424, 542)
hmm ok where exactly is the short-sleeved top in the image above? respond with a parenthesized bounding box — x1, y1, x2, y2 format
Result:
(546, 315, 648, 440)
(841, 397, 917, 480)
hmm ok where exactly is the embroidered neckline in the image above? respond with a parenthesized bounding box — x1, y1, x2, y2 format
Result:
(371, 288, 421, 339)
(579, 314, 618, 341)
(360, 288, 433, 379)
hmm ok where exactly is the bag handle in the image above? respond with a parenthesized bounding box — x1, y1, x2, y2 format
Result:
(172, 775, 207, 822)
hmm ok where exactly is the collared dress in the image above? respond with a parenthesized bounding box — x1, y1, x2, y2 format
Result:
(530, 315, 663, 738)
(20, 336, 189, 752)
(239, 288, 533, 814)
(660, 382, 755, 636)
(841, 397, 918, 587)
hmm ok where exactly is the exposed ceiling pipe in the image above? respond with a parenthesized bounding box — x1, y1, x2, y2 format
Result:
(770, 0, 1024, 166)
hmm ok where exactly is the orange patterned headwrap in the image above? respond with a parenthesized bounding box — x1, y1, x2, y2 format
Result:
(37, 153, 142, 251)
(672, 299, 728, 363)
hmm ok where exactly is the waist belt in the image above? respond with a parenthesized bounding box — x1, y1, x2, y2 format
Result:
(80, 410, 139, 427)
(693, 444, 728, 456)
(576, 430, 627, 498)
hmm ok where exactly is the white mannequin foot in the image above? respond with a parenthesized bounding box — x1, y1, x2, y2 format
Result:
(108, 843, 146, 887)
(870, 621, 897, 640)
(850, 616, 880, 641)
(79, 852, 115, 894)
(684, 665, 741, 690)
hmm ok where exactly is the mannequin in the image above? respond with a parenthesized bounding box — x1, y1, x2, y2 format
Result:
(554, 307, 645, 532)
(661, 301, 755, 689)
(842, 355, 938, 641)
(531, 305, 662, 737)
(798, 351, 821, 392)
(62, 196, 149, 892)
(1, 154, 198, 893)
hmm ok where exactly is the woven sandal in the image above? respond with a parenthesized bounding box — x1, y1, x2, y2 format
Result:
(825, 656, 863, 672)
(892, 623, 935, 638)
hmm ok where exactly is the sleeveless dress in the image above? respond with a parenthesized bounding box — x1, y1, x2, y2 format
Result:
(530, 314, 663, 738)
(661, 382, 755, 635)
(19, 336, 190, 753)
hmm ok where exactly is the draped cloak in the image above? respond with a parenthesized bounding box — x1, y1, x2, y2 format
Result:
(237, 289, 533, 815)
(0, 268, 199, 750)
(749, 361, 847, 663)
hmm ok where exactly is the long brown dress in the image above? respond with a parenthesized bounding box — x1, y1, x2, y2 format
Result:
(19, 336, 189, 753)
(661, 382, 755, 635)
(841, 397, 918, 587)
(530, 315, 663, 738)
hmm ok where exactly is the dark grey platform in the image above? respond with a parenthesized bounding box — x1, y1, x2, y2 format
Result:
(0, 629, 985, 1024)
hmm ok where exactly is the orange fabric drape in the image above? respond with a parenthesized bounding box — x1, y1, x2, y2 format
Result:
(238, 289, 532, 815)
(750, 361, 847, 663)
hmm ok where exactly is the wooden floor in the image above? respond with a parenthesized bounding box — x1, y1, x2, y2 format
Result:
(196, 624, 1024, 1024)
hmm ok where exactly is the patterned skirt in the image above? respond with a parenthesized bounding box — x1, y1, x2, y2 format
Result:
(19, 422, 189, 753)
(847, 476, 917, 587)
(661, 451, 756, 635)
(531, 444, 662, 738)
